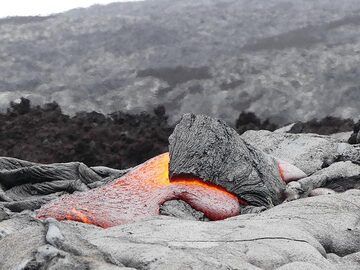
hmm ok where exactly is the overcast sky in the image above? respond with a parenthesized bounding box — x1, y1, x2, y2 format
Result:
(0, 0, 144, 18)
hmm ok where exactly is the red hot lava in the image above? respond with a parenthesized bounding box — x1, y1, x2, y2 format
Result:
(37, 153, 244, 228)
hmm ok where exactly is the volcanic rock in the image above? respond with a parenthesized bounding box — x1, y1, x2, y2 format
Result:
(0, 98, 172, 169)
(3, 191, 360, 269)
(235, 112, 278, 135)
(288, 117, 354, 135)
(1, 111, 360, 269)
(0, 98, 356, 175)
(349, 121, 360, 144)
(0, 156, 104, 212)
(169, 114, 285, 209)
(0, 206, 9, 222)
(241, 130, 359, 175)
(159, 200, 210, 221)
(36, 153, 240, 227)
(285, 161, 360, 201)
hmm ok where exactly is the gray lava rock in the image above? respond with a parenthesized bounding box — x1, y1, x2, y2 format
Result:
(0, 158, 102, 188)
(169, 114, 285, 209)
(241, 130, 360, 201)
(76, 191, 360, 270)
(285, 161, 360, 201)
(349, 121, 360, 144)
(0, 157, 106, 212)
(241, 130, 359, 175)
(0, 217, 46, 270)
(160, 200, 210, 221)
(1, 116, 360, 269)
(45, 218, 65, 248)
(0, 205, 9, 222)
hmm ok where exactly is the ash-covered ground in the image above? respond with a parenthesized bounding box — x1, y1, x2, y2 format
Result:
(0, 98, 357, 169)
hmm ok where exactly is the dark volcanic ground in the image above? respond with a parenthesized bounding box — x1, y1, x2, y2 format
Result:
(0, 98, 357, 169)
(0, 98, 171, 169)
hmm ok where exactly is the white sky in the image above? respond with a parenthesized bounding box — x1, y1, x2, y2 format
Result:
(0, 0, 144, 18)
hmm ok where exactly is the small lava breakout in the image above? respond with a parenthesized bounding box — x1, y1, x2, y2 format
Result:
(37, 153, 244, 228)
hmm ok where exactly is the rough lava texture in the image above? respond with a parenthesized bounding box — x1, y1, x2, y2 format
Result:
(288, 117, 355, 135)
(235, 112, 278, 135)
(0, 155, 131, 212)
(2, 190, 360, 269)
(169, 114, 286, 210)
(241, 129, 360, 201)
(285, 161, 360, 201)
(37, 153, 241, 228)
(349, 121, 360, 144)
(241, 130, 359, 175)
(0, 98, 172, 169)
(1, 112, 360, 269)
(0, 98, 355, 171)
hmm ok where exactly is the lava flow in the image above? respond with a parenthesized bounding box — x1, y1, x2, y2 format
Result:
(37, 153, 244, 228)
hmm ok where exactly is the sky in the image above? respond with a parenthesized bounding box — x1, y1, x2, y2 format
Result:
(0, 0, 144, 18)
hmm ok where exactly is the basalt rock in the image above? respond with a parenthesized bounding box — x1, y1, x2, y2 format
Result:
(241, 130, 360, 175)
(0, 156, 131, 212)
(241, 130, 360, 201)
(349, 121, 360, 144)
(285, 161, 360, 201)
(169, 113, 286, 208)
(1, 122, 360, 269)
(0, 98, 172, 169)
(0, 205, 9, 221)
(235, 112, 278, 135)
(0, 98, 357, 174)
(289, 117, 354, 135)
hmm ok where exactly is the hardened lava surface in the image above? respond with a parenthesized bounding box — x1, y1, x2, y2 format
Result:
(37, 153, 243, 228)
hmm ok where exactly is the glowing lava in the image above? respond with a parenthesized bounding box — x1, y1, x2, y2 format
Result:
(37, 153, 244, 228)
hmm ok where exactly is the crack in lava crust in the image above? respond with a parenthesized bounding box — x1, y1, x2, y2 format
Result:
(37, 153, 244, 228)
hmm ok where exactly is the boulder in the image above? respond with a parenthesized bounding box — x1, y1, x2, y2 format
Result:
(169, 114, 285, 209)
(241, 130, 359, 175)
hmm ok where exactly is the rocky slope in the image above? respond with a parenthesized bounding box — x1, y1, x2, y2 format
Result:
(0, 0, 360, 124)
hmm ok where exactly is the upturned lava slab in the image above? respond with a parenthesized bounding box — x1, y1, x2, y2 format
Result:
(37, 153, 243, 228)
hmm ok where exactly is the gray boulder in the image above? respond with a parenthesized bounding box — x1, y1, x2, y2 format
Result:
(169, 114, 285, 209)
(241, 130, 359, 175)
(285, 161, 360, 201)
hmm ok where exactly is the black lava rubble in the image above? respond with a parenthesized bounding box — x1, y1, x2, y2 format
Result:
(0, 98, 172, 169)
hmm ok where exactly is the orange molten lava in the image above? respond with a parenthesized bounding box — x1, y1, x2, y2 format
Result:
(37, 153, 244, 228)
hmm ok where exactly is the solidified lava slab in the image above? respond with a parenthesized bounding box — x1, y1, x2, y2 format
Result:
(37, 153, 243, 228)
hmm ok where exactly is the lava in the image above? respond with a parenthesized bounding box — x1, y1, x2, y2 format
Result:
(277, 159, 307, 183)
(37, 153, 244, 228)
